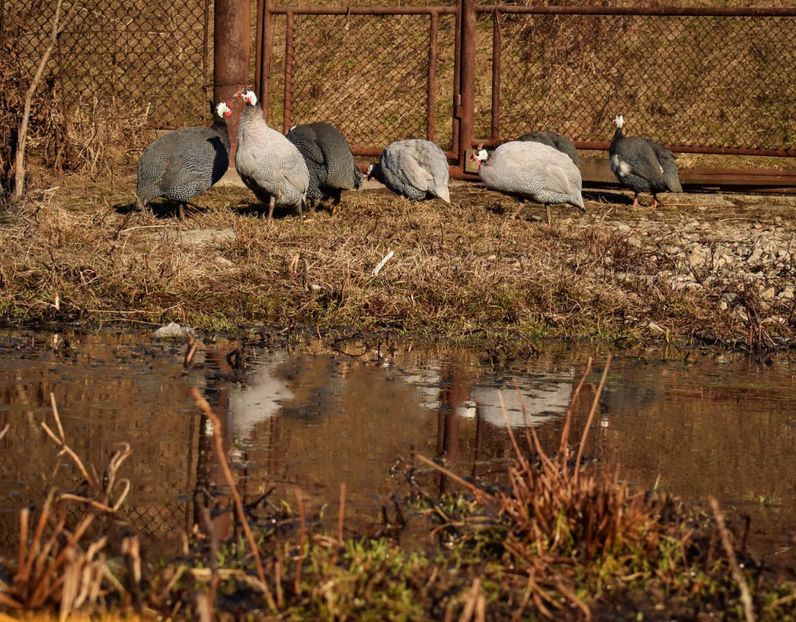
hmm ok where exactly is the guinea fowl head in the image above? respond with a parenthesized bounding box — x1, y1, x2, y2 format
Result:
(216, 101, 232, 119)
(366, 162, 378, 181)
(235, 89, 258, 107)
(470, 143, 489, 168)
(613, 115, 624, 129)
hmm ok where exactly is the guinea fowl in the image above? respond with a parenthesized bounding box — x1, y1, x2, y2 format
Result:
(516, 130, 580, 168)
(366, 139, 450, 203)
(136, 101, 231, 220)
(609, 115, 682, 209)
(235, 90, 309, 220)
(286, 122, 363, 213)
(472, 141, 584, 226)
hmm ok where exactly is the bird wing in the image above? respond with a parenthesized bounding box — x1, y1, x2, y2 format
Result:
(649, 143, 682, 192)
(395, 152, 434, 193)
(615, 138, 663, 183)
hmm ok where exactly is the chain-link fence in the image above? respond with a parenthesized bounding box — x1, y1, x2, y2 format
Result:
(265, 10, 457, 151)
(2, 0, 212, 130)
(476, 8, 796, 153)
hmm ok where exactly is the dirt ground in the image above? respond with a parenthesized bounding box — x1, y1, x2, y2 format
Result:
(0, 171, 794, 353)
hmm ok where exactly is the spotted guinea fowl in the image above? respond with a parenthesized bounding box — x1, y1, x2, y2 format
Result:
(609, 115, 682, 209)
(516, 130, 580, 168)
(286, 122, 362, 213)
(366, 139, 450, 203)
(472, 141, 584, 226)
(136, 101, 231, 220)
(235, 90, 309, 220)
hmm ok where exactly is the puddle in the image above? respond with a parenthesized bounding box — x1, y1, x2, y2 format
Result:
(0, 329, 793, 564)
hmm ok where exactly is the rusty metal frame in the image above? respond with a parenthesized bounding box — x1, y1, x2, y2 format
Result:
(253, 1, 795, 184)
(255, 2, 459, 159)
(477, 4, 796, 158)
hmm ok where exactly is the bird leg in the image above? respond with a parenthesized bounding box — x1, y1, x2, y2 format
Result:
(546, 204, 552, 227)
(510, 199, 524, 220)
(178, 202, 186, 221)
(267, 196, 276, 221)
(651, 194, 659, 209)
(631, 193, 640, 209)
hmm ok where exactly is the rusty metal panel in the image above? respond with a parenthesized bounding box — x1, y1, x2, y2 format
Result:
(476, 6, 796, 157)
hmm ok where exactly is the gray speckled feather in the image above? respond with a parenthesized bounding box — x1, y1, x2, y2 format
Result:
(287, 122, 359, 202)
(235, 103, 309, 211)
(517, 130, 580, 168)
(478, 141, 583, 209)
(136, 108, 229, 206)
(373, 139, 450, 203)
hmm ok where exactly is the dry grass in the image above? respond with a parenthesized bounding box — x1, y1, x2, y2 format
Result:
(0, 176, 794, 352)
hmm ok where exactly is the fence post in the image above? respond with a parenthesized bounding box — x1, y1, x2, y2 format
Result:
(456, 0, 476, 168)
(214, 0, 250, 153)
(255, 0, 271, 114)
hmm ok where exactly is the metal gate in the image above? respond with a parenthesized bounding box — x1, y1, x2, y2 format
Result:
(254, 1, 796, 177)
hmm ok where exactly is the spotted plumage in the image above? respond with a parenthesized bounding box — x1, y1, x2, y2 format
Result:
(609, 115, 682, 209)
(136, 101, 230, 218)
(473, 141, 583, 225)
(367, 139, 450, 203)
(516, 130, 580, 168)
(287, 122, 362, 207)
(235, 91, 309, 219)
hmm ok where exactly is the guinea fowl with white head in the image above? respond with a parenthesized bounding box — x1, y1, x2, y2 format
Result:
(235, 90, 309, 219)
(366, 139, 450, 203)
(136, 101, 232, 220)
(609, 115, 682, 209)
(286, 122, 362, 213)
(472, 141, 584, 226)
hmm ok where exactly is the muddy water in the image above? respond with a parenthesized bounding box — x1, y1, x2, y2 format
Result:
(0, 330, 793, 564)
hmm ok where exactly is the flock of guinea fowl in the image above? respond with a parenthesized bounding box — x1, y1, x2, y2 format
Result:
(135, 89, 683, 226)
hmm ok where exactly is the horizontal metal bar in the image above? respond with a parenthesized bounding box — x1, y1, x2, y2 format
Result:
(476, 5, 796, 17)
(353, 146, 456, 160)
(476, 138, 796, 158)
(270, 6, 457, 16)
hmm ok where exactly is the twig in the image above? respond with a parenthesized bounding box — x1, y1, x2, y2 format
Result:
(191, 388, 276, 611)
(415, 454, 494, 502)
(708, 496, 756, 622)
(13, 0, 71, 200)
(371, 249, 395, 276)
(0, 422, 9, 442)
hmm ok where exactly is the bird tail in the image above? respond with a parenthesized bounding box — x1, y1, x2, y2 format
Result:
(436, 186, 451, 203)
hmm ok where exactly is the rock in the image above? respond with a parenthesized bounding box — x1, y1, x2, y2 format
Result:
(779, 286, 795, 301)
(759, 286, 776, 302)
(735, 307, 749, 322)
(153, 321, 194, 340)
(215, 256, 235, 269)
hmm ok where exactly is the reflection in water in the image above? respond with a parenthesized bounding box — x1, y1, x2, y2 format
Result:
(0, 330, 794, 565)
(227, 351, 294, 441)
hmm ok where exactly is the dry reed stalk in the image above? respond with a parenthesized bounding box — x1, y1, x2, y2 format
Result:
(573, 354, 612, 475)
(708, 496, 756, 622)
(337, 482, 346, 546)
(190, 387, 277, 612)
(6, 394, 134, 615)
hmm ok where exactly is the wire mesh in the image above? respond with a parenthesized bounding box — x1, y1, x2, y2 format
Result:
(267, 12, 456, 150)
(479, 10, 796, 152)
(2, 0, 212, 129)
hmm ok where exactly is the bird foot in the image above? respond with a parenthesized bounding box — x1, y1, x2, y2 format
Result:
(631, 197, 640, 209)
